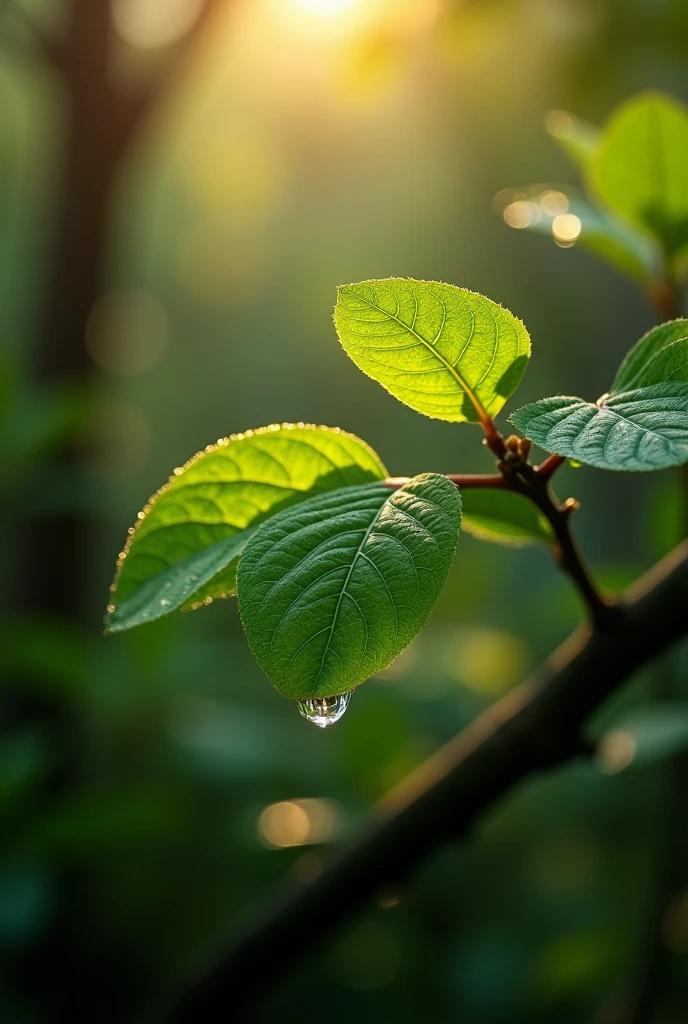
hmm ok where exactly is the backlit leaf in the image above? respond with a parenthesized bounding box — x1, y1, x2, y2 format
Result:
(107, 425, 387, 626)
(334, 279, 530, 423)
(612, 319, 688, 392)
(106, 531, 255, 633)
(237, 475, 462, 700)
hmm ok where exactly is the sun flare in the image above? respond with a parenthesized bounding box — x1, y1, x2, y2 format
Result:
(289, 0, 360, 15)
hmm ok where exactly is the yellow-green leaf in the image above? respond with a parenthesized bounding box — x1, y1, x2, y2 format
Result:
(334, 279, 530, 423)
(107, 424, 387, 626)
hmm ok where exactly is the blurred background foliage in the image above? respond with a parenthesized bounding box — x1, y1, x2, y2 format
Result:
(1, 0, 687, 1021)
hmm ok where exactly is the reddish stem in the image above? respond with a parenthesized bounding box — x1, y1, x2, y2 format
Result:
(480, 414, 507, 459)
(536, 454, 566, 483)
(384, 474, 507, 491)
(446, 473, 507, 489)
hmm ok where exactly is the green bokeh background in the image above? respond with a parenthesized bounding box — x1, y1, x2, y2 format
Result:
(1, 0, 687, 1021)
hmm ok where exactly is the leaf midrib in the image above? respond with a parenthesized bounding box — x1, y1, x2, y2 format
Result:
(553, 396, 686, 453)
(352, 290, 486, 420)
(312, 489, 395, 693)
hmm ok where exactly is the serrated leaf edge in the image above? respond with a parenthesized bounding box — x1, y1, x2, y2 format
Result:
(334, 278, 531, 425)
(107, 422, 388, 612)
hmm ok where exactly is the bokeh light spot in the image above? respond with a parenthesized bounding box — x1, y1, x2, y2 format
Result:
(448, 627, 530, 695)
(545, 109, 574, 139)
(596, 730, 636, 774)
(539, 190, 569, 216)
(113, 0, 204, 49)
(257, 798, 340, 848)
(503, 201, 536, 229)
(552, 212, 582, 247)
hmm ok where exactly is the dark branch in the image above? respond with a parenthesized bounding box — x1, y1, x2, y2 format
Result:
(159, 542, 688, 1024)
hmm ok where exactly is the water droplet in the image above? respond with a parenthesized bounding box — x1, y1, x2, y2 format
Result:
(296, 691, 353, 728)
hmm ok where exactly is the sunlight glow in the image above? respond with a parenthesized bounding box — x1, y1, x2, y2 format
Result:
(290, 0, 360, 14)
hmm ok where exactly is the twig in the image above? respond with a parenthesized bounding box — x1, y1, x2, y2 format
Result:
(385, 427, 607, 627)
(536, 453, 566, 482)
(472, 421, 609, 624)
(156, 542, 688, 1024)
(510, 467, 613, 628)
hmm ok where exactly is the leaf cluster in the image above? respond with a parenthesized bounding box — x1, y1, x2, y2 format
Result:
(105, 95, 688, 707)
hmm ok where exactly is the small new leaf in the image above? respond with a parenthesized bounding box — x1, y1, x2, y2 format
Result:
(510, 384, 688, 472)
(334, 279, 530, 423)
(107, 424, 387, 627)
(612, 319, 688, 392)
(237, 475, 462, 700)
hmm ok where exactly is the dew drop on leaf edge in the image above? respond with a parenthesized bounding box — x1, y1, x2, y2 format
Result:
(296, 691, 353, 728)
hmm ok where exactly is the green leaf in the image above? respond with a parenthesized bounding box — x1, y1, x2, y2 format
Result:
(612, 319, 688, 392)
(461, 489, 554, 547)
(106, 531, 255, 633)
(237, 475, 461, 700)
(108, 425, 387, 623)
(588, 91, 688, 254)
(334, 279, 530, 423)
(545, 109, 599, 171)
(509, 384, 688, 471)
